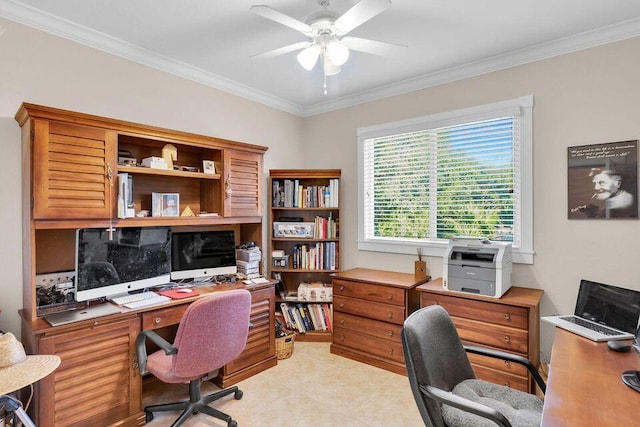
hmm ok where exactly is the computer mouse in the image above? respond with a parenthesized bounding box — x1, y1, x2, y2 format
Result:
(176, 288, 193, 293)
(607, 340, 631, 352)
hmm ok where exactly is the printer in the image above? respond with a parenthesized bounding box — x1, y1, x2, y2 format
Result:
(442, 237, 512, 298)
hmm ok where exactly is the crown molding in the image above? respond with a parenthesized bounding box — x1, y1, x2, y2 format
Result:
(0, 0, 304, 115)
(2, 0, 640, 118)
(301, 17, 640, 117)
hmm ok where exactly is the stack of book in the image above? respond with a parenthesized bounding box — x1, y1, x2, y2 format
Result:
(313, 215, 338, 239)
(291, 242, 337, 270)
(272, 179, 339, 208)
(278, 302, 332, 333)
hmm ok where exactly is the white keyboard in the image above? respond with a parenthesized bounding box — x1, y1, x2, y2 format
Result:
(122, 295, 171, 309)
(110, 292, 170, 308)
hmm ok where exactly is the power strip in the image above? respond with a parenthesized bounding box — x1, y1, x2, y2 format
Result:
(36, 271, 75, 290)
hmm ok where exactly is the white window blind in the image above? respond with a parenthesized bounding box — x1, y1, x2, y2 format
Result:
(358, 96, 533, 264)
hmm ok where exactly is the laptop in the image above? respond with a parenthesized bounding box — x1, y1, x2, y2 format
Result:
(44, 303, 121, 327)
(542, 279, 640, 342)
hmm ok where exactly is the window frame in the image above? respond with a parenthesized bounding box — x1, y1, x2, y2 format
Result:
(357, 95, 534, 264)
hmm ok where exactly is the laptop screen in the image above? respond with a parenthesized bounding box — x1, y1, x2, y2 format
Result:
(575, 279, 640, 333)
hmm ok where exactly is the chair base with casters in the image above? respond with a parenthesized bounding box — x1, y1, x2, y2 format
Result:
(144, 378, 242, 427)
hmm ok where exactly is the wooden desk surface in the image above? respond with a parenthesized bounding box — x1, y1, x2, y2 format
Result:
(542, 328, 640, 426)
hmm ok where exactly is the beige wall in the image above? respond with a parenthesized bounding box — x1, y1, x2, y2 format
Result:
(0, 18, 305, 336)
(302, 36, 640, 360)
(2, 16, 640, 362)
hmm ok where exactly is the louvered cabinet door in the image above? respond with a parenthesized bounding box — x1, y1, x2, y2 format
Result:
(32, 119, 117, 219)
(223, 149, 263, 217)
(37, 317, 143, 427)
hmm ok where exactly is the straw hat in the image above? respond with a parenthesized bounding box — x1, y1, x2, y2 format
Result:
(0, 332, 60, 395)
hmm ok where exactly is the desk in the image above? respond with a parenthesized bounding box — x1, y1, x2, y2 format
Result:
(21, 281, 276, 427)
(542, 328, 640, 426)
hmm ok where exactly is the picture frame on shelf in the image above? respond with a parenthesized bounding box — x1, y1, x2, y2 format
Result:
(152, 192, 180, 217)
(202, 160, 216, 175)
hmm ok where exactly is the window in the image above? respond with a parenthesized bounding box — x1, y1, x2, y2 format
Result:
(357, 96, 533, 264)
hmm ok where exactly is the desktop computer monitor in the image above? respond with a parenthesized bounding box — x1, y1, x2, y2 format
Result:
(75, 226, 172, 301)
(171, 230, 237, 281)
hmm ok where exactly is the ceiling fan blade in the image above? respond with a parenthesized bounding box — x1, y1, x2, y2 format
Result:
(251, 41, 311, 59)
(332, 0, 391, 35)
(250, 5, 313, 35)
(341, 36, 406, 55)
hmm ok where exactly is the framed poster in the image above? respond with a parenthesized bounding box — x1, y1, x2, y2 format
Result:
(568, 140, 638, 219)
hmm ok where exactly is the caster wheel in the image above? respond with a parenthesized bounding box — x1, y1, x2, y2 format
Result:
(234, 390, 243, 400)
(228, 420, 237, 427)
(145, 411, 154, 423)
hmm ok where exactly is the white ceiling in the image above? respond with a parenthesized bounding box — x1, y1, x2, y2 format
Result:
(2, 0, 640, 117)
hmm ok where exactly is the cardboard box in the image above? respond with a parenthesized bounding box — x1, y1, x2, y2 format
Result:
(297, 282, 332, 302)
(142, 156, 168, 170)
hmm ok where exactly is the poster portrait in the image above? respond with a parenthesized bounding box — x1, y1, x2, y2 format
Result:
(568, 140, 638, 219)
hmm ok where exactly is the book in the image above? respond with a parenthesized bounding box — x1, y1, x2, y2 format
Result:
(296, 304, 312, 331)
(291, 305, 306, 333)
(322, 303, 333, 331)
(280, 302, 295, 330)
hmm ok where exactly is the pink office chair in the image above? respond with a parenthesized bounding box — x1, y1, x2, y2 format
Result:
(136, 289, 252, 427)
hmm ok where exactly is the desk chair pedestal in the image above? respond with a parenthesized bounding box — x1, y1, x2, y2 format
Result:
(145, 379, 242, 427)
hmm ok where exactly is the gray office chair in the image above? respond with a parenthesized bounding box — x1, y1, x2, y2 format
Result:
(401, 305, 546, 427)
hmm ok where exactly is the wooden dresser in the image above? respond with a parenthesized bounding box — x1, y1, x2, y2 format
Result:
(417, 279, 543, 394)
(330, 268, 428, 375)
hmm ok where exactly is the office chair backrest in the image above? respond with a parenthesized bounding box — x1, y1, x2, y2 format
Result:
(402, 305, 476, 427)
(171, 289, 251, 380)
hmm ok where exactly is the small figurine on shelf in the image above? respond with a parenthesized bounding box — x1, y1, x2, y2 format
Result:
(162, 144, 177, 170)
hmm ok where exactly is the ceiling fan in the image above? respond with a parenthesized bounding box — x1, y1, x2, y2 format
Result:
(250, 0, 404, 79)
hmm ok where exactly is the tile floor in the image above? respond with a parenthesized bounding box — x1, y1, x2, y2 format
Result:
(143, 341, 423, 426)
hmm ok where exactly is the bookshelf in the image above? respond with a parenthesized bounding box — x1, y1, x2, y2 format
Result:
(269, 169, 341, 342)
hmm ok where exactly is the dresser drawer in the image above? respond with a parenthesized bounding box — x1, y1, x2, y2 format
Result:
(141, 305, 187, 330)
(467, 351, 528, 377)
(471, 363, 529, 392)
(333, 312, 402, 343)
(421, 293, 528, 330)
(453, 317, 528, 354)
(333, 279, 405, 306)
(334, 295, 406, 325)
(333, 327, 404, 363)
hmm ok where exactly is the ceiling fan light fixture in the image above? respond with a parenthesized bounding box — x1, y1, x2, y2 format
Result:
(323, 55, 341, 76)
(326, 40, 349, 66)
(297, 44, 321, 70)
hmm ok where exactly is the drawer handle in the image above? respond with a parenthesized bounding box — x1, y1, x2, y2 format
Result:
(339, 335, 345, 341)
(93, 321, 99, 327)
(504, 336, 511, 343)
(504, 360, 510, 367)
(388, 294, 393, 300)
(339, 319, 345, 325)
(504, 381, 510, 387)
(387, 312, 393, 319)
(388, 348, 394, 355)
(339, 302, 345, 308)
(504, 313, 511, 321)
(155, 317, 162, 324)
(388, 331, 394, 337)
(339, 285, 345, 291)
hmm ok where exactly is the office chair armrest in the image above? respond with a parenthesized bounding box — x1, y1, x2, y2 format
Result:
(464, 344, 546, 394)
(419, 384, 512, 427)
(135, 330, 178, 375)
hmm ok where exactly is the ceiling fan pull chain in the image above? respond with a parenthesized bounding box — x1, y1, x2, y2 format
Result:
(323, 74, 328, 95)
